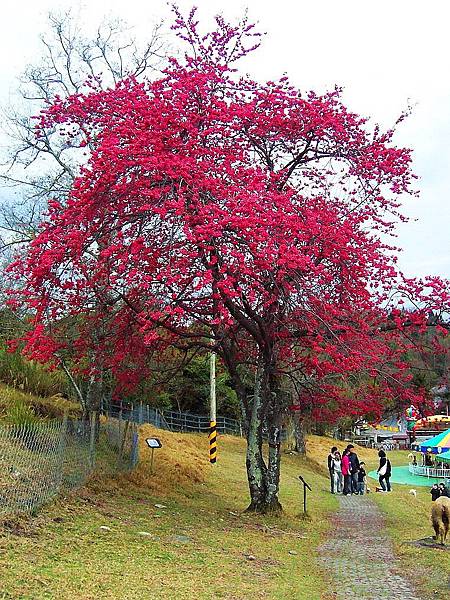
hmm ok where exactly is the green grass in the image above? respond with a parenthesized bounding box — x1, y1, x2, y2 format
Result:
(2, 433, 447, 599)
(326, 444, 450, 599)
(0, 345, 70, 399)
(370, 471, 450, 600)
(0, 434, 337, 600)
(0, 383, 80, 422)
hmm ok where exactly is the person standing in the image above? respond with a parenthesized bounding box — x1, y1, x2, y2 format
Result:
(357, 462, 367, 495)
(327, 446, 338, 493)
(342, 449, 352, 495)
(377, 450, 392, 492)
(347, 444, 360, 494)
(332, 450, 343, 494)
(438, 483, 450, 497)
(430, 483, 440, 501)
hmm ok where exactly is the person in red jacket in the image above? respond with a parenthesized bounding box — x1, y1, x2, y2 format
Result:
(342, 448, 351, 495)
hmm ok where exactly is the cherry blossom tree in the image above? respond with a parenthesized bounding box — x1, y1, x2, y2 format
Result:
(8, 8, 449, 511)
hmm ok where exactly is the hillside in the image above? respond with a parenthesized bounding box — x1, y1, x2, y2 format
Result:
(1, 428, 339, 600)
(0, 382, 80, 422)
(1, 427, 448, 599)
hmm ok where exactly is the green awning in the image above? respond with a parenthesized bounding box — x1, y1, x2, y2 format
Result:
(435, 449, 450, 463)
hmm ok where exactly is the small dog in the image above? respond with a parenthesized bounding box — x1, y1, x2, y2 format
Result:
(409, 489, 417, 498)
(431, 496, 450, 545)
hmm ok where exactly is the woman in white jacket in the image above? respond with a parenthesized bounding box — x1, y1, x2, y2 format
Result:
(332, 451, 343, 494)
(377, 449, 392, 492)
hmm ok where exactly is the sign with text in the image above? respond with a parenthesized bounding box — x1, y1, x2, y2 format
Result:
(146, 438, 162, 449)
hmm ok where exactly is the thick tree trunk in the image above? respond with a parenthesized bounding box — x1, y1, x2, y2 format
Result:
(244, 369, 282, 513)
(265, 421, 282, 511)
(245, 369, 268, 511)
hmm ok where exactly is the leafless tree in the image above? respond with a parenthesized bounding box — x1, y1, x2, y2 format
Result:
(0, 9, 166, 259)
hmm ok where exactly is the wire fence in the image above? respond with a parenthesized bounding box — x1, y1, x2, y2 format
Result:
(0, 413, 138, 517)
(105, 403, 243, 436)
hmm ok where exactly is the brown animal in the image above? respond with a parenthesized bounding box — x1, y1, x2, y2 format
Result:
(431, 496, 450, 545)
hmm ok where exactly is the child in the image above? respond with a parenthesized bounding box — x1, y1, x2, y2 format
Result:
(357, 462, 366, 495)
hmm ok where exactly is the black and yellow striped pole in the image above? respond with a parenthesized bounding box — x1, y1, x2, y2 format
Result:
(209, 419, 217, 464)
(209, 350, 217, 464)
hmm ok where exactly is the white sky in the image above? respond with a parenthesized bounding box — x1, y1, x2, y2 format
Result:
(1, 0, 449, 279)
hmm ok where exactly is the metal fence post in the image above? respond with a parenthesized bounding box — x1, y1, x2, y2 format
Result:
(57, 412, 69, 492)
(139, 401, 144, 425)
(131, 428, 139, 468)
(89, 411, 97, 469)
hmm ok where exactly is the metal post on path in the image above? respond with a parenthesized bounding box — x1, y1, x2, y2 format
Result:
(298, 475, 312, 514)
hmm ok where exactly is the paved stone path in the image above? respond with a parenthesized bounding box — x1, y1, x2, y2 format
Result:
(319, 495, 422, 600)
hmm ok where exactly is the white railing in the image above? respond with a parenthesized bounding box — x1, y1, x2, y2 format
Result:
(409, 463, 450, 479)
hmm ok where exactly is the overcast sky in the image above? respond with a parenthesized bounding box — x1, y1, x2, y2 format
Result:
(1, 0, 449, 279)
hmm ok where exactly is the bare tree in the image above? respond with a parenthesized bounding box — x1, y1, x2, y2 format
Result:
(0, 9, 166, 256)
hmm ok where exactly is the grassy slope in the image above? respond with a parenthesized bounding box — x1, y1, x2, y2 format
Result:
(1, 429, 448, 599)
(0, 382, 80, 421)
(0, 428, 338, 600)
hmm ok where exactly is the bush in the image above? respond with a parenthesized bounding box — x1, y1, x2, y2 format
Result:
(5, 397, 38, 426)
(0, 344, 70, 398)
(0, 384, 81, 422)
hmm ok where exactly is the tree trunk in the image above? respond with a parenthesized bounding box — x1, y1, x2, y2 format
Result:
(244, 368, 282, 513)
(245, 368, 268, 511)
(265, 412, 282, 511)
(294, 416, 307, 455)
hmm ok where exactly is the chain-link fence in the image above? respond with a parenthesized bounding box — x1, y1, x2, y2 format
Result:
(0, 413, 138, 517)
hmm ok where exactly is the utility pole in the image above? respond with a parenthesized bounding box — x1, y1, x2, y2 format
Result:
(209, 350, 217, 464)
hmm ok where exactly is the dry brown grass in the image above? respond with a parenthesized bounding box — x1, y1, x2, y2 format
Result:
(124, 424, 209, 496)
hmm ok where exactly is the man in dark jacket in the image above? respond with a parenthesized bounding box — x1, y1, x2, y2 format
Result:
(328, 446, 338, 493)
(347, 444, 360, 494)
(430, 484, 440, 501)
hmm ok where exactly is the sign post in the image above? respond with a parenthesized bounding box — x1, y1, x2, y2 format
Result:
(298, 475, 312, 514)
(145, 438, 162, 474)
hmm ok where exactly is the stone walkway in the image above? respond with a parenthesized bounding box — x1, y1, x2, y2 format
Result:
(319, 495, 422, 600)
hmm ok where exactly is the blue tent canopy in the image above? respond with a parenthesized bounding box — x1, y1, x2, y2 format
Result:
(412, 428, 450, 454)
